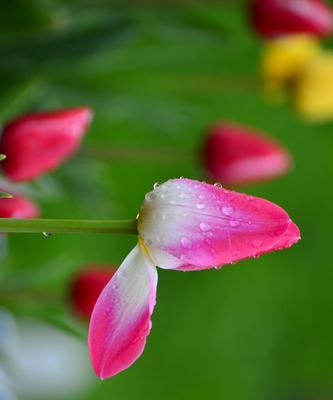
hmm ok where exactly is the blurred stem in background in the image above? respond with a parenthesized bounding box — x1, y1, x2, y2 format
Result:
(81, 145, 195, 163)
(0, 218, 138, 234)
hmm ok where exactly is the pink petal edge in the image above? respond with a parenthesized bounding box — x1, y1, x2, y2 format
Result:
(88, 245, 157, 379)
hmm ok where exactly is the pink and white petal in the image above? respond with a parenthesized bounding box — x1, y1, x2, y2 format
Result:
(138, 179, 300, 271)
(88, 244, 158, 379)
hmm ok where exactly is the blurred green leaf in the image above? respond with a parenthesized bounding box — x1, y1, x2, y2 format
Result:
(0, 2, 332, 400)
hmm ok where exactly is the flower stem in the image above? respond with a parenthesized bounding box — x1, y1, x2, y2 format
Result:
(0, 218, 138, 234)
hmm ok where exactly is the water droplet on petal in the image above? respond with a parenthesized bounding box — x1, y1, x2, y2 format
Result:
(214, 183, 223, 188)
(145, 192, 155, 201)
(196, 203, 205, 210)
(230, 220, 240, 227)
(222, 206, 234, 216)
(153, 182, 160, 190)
(104, 308, 111, 317)
(199, 222, 211, 232)
(181, 237, 192, 249)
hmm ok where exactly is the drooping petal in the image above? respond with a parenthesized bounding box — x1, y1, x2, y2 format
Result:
(88, 245, 158, 379)
(203, 122, 291, 186)
(0, 107, 93, 182)
(70, 265, 116, 319)
(250, 0, 333, 38)
(138, 179, 300, 271)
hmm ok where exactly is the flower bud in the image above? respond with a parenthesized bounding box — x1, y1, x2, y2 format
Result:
(0, 107, 93, 182)
(261, 35, 321, 92)
(202, 122, 291, 186)
(0, 192, 39, 218)
(295, 51, 333, 121)
(70, 266, 116, 319)
(250, 0, 333, 38)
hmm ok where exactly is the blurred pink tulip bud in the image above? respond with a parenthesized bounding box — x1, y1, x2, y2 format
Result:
(202, 122, 291, 186)
(0, 107, 93, 182)
(250, 0, 333, 38)
(70, 266, 116, 319)
(0, 192, 39, 218)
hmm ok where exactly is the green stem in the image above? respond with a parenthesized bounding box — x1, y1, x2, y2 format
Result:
(0, 218, 138, 234)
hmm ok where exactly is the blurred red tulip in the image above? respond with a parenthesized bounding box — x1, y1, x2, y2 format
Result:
(203, 122, 291, 186)
(70, 266, 116, 319)
(0, 107, 93, 182)
(250, 0, 333, 38)
(0, 192, 40, 218)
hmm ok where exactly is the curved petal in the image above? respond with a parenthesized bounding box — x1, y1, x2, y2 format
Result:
(138, 179, 300, 271)
(88, 244, 158, 379)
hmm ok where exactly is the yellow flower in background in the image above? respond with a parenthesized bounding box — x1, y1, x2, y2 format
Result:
(261, 35, 320, 102)
(295, 52, 333, 122)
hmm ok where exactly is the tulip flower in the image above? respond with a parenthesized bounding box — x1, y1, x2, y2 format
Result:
(0, 192, 39, 218)
(202, 122, 291, 186)
(88, 178, 300, 379)
(70, 266, 116, 318)
(0, 107, 93, 182)
(294, 51, 333, 121)
(261, 34, 320, 101)
(250, 0, 333, 38)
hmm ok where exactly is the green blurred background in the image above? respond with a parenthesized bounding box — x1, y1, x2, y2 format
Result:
(0, 1, 332, 399)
